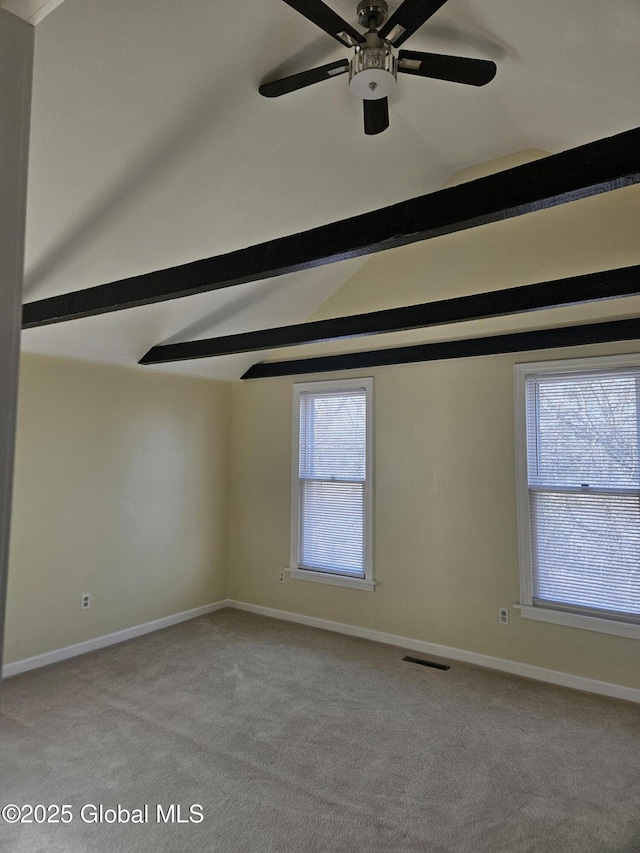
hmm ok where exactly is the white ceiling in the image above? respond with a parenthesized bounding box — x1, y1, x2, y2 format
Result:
(10, 0, 640, 379)
(0, 0, 64, 25)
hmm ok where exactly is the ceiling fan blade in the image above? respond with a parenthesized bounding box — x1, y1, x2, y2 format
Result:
(398, 49, 497, 85)
(363, 98, 389, 135)
(281, 0, 365, 47)
(260, 59, 349, 97)
(378, 0, 449, 47)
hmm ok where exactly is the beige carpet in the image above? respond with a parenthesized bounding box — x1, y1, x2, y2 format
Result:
(1, 609, 639, 852)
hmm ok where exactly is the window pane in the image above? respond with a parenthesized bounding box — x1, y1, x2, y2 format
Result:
(531, 490, 640, 618)
(299, 390, 366, 481)
(528, 373, 640, 489)
(300, 480, 364, 575)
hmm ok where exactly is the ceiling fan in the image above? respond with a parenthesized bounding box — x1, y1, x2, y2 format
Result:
(260, 0, 497, 135)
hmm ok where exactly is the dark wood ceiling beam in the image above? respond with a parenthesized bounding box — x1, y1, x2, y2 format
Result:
(242, 318, 640, 379)
(22, 126, 640, 329)
(139, 265, 640, 364)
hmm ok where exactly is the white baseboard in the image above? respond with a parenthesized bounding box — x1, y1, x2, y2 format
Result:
(5, 597, 638, 704)
(2, 600, 229, 678)
(227, 599, 640, 705)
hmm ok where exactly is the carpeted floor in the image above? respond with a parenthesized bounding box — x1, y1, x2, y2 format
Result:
(0, 608, 639, 852)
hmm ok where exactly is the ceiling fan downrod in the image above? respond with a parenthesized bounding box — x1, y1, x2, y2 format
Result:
(356, 0, 388, 30)
(350, 0, 397, 100)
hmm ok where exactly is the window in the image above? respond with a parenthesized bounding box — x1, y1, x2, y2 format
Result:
(515, 355, 640, 638)
(289, 378, 374, 591)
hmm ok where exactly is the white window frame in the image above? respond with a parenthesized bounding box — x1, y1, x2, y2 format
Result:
(514, 353, 640, 639)
(288, 377, 374, 591)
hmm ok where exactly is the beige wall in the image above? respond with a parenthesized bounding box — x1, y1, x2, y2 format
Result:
(5, 354, 231, 663)
(228, 182, 640, 691)
(228, 348, 640, 689)
(6, 168, 640, 690)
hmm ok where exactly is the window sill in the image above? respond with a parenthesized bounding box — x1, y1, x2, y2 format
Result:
(287, 568, 376, 592)
(515, 604, 640, 639)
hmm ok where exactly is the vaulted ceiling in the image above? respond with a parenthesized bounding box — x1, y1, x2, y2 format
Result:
(6, 0, 640, 379)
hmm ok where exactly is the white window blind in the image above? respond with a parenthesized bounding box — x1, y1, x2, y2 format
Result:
(524, 368, 640, 623)
(296, 383, 370, 578)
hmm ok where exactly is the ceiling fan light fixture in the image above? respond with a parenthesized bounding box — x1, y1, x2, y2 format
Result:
(349, 47, 397, 100)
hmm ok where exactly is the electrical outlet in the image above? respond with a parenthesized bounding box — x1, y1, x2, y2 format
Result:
(498, 607, 509, 625)
(81, 593, 91, 610)
(279, 570, 286, 584)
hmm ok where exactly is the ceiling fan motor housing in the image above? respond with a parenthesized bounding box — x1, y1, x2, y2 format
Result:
(349, 38, 397, 100)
